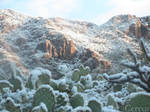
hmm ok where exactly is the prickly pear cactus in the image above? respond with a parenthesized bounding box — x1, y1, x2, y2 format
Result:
(107, 95, 118, 109)
(76, 83, 85, 92)
(92, 81, 99, 87)
(74, 106, 92, 112)
(71, 69, 81, 82)
(55, 92, 69, 108)
(0, 80, 13, 93)
(96, 74, 104, 81)
(67, 82, 74, 95)
(26, 67, 51, 89)
(49, 79, 58, 90)
(32, 102, 48, 112)
(71, 65, 90, 83)
(26, 75, 34, 89)
(58, 81, 69, 92)
(125, 94, 150, 112)
(126, 83, 137, 93)
(80, 75, 92, 89)
(57, 106, 73, 112)
(79, 65, 90, 76)
(9, 76, 23, 92)
(4, 97, 21, 112)
(35, 73, 51, 88)
(88, 100, 102, 112)
(113, 84, 122, 92)
(70, 94, 84, 108)
(32, 85, 55, 112)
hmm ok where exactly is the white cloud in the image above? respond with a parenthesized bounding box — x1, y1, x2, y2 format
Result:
(93, 0, 150, 25)
(26, 0, 82, 18)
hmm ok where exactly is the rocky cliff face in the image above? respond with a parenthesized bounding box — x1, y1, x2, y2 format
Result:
(36, 37, 76, 59)
(104, 14, 150, 38)
(0, 9, 150, 79)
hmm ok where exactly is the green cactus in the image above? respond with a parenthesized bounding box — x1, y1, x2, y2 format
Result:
(0, 80, 13, 93)
(32, 103, 48, 112)
(4, 97, 21, 112)
(124, 94, 150, 112)
(92, 81, 99, 87)
(9, 75, 23, 92)
(32, 85, 55, 112)
(79, 65, 89, 76)
(58, 82, 69, 92)
(71, 69, 81, 82)
(76, 83, 85, 92)
(35, 73, 51, 88)
(56, 92, 69, 108)
(70, 94, 84, 108)
(96, 74, 104, 81)
(71, 65, 90, 83)
(67, 82, 74, 95)
(49, 79, 58, 90)
(80, 75, 92, 89)
(126, 83, 137, 93)
(22, 107, 32, 112)
(56, 108, 66, 112)
(73, 106, 92, 112)
(113, 84, 122, 92)
(107, 95, 118, 109)
(88, 100, 102, 112)
(56, 106, 73, 112)
(26, 68, 51, 89)
(26, 75, 34, 89)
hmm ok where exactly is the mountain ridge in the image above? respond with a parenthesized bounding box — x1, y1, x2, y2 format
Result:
(0, 9, 150, 79)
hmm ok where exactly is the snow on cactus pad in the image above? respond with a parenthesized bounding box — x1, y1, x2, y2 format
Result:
(32, 85, 55, 112)
(70, 93, 84, 108)
(124, 93, 150, 112)
(26, 67, 51, 89)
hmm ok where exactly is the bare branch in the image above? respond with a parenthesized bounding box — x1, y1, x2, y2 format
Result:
(103, 40, 150, 93)
(127, 48, 138, 64)
(121, 61, 141, 73)
(103, 72, 139, 84)
(130, 79, 150, 92)
(140, 39, 150, 61)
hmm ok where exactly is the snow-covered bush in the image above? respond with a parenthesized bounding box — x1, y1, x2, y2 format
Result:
(103, 40, 150, 92)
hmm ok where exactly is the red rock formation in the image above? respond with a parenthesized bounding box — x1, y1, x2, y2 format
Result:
(127, 19, 149, 38)
(79, 48, 111, 70)
(36, 38, 76, 59)
(107, 15, 150, 38)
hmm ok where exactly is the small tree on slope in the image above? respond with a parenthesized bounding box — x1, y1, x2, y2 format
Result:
(103, 39, 150, 92)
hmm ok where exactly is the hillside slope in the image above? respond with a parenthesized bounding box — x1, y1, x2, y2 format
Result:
(0, 9, 150, 79)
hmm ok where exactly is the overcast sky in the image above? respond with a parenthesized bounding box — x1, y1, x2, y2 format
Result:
(0, 0, 150, 24)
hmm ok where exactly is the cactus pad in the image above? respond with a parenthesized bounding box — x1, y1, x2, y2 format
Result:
(32, 85, 55, 112)
(72, 70, 81, 82)
(70, 94, 84, 108)
(107, 95, 118, 109)
(88, 100, 102, 112)
(4, 97, 21, 112)
(125, 94, 150, 112)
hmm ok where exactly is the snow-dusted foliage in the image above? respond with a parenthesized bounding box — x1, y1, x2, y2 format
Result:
(0, 64, 119, 112)
(103, 40, 150, 92)
(1, 61, 150, 112)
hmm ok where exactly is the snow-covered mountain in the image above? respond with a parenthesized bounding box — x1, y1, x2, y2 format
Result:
(0, 9, 150, 79)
